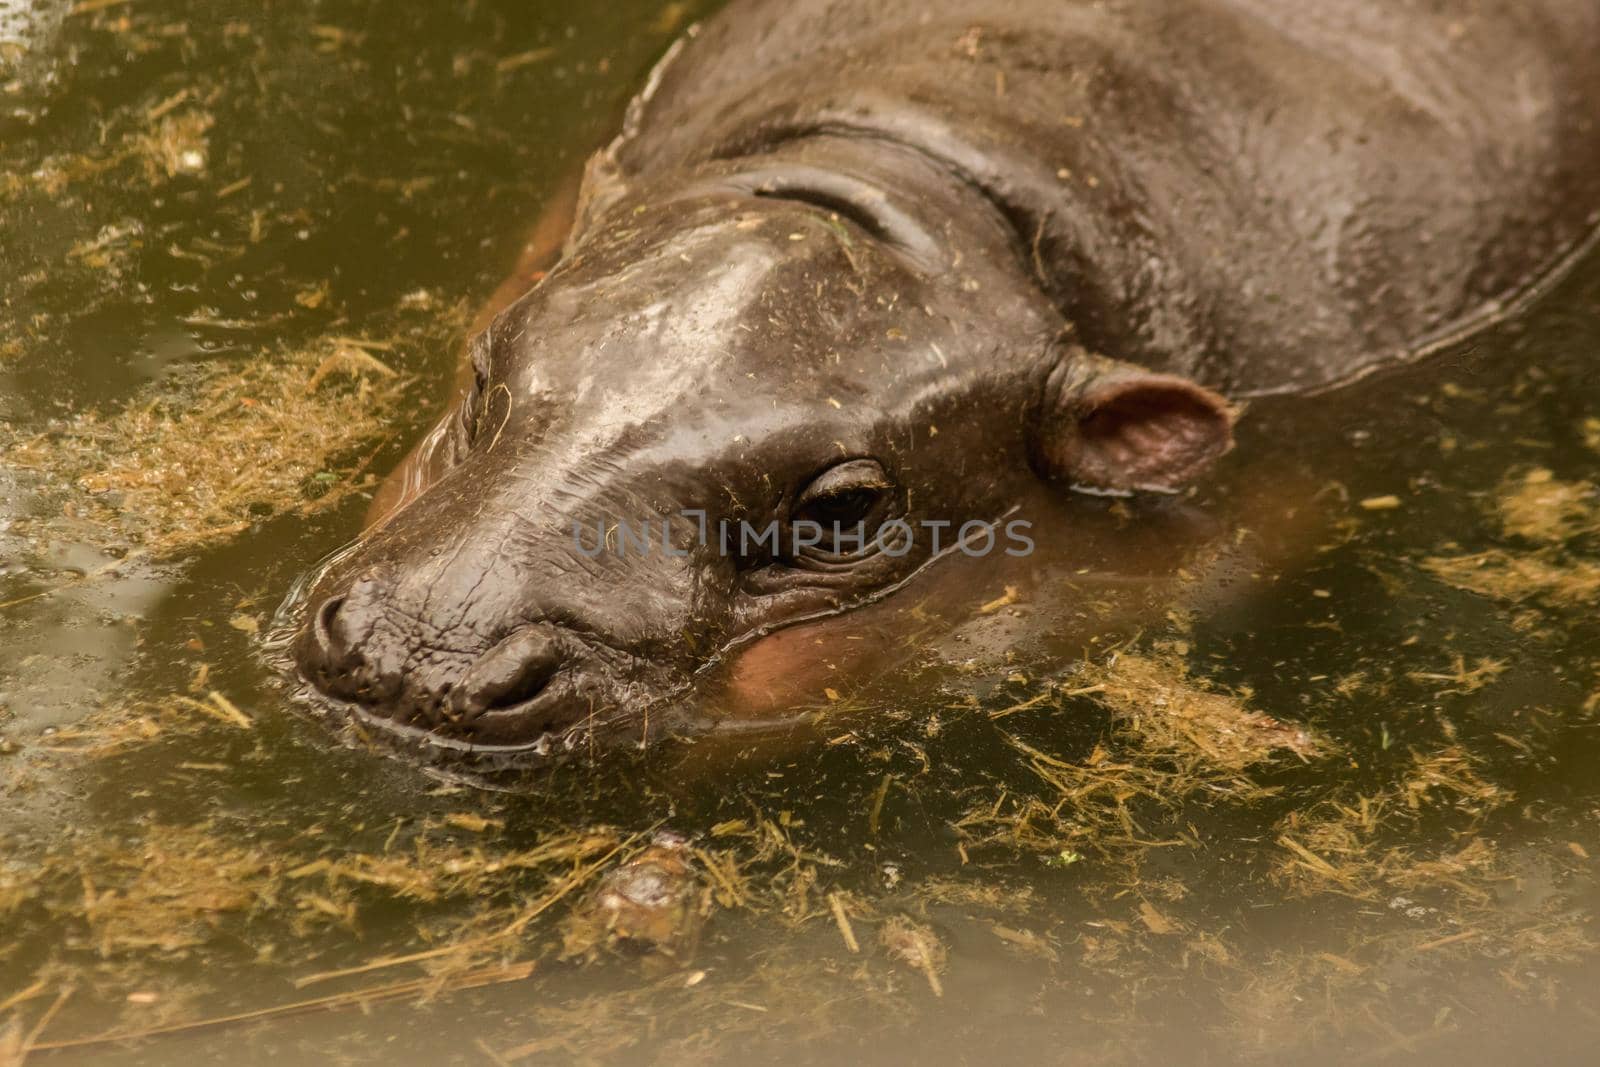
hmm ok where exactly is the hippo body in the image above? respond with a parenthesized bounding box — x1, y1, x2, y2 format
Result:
(288, 0, 1600, 759)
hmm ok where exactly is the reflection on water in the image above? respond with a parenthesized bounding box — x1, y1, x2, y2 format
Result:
(0, 0, 65, 88)
(3, 2, 1600, 1064)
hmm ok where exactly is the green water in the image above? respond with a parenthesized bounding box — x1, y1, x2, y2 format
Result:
(4, 1, 1600, 1063)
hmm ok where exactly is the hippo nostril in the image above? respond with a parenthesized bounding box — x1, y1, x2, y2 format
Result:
(297, 578, 394, 704)
(450, 625, 569, 722)
(481, 664, 557, 712)
(311, 596, 348, 660)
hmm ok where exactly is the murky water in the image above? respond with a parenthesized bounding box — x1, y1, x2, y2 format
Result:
(4, 2, 1600, 1063)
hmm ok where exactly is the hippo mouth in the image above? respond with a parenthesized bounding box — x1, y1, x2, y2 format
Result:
(268, 644, 672, 773)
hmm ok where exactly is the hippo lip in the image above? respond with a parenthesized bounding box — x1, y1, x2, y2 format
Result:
(343, 694, 587, 760)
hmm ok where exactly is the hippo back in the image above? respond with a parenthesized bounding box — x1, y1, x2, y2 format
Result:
(585, 0, 1600, 396)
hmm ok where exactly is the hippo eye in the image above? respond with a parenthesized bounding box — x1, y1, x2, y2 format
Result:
(789, 459, 894, 558)
(797, 486, 880, 528)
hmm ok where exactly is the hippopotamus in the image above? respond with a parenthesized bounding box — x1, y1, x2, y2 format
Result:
(285, 0, 1600, 761)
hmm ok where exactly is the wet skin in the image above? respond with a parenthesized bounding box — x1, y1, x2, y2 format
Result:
(288, 0, 1600, 761)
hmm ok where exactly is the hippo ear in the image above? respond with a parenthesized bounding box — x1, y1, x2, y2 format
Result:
(1032, 351, 1235, 493)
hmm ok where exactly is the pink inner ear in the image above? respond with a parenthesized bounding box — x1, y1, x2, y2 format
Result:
(1073, 379, 1233, 492)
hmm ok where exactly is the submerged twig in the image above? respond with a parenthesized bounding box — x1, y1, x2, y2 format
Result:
(28, 963, 533, 1055)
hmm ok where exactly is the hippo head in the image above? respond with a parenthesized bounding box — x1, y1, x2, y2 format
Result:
(287, 138, 1233, 760)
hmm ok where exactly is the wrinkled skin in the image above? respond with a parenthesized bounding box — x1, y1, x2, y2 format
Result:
(289, 0, 1600, 760)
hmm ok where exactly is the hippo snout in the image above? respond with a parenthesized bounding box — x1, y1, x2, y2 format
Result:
(295, 571, 621, 748)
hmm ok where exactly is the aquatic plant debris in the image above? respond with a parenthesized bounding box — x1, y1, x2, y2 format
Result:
(1086, 648, 1328, 772)
(1422, 467, 1600, 609)
(1, 339, 410, 562)
(879, 915, 946, 996)
(1424, 550, 1600, 608)
(1495, 468, 1600, 544)
(1274, 746, 1510, 901)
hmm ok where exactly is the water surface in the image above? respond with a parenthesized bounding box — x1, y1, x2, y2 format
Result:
(3, 2, 1600, 1063)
